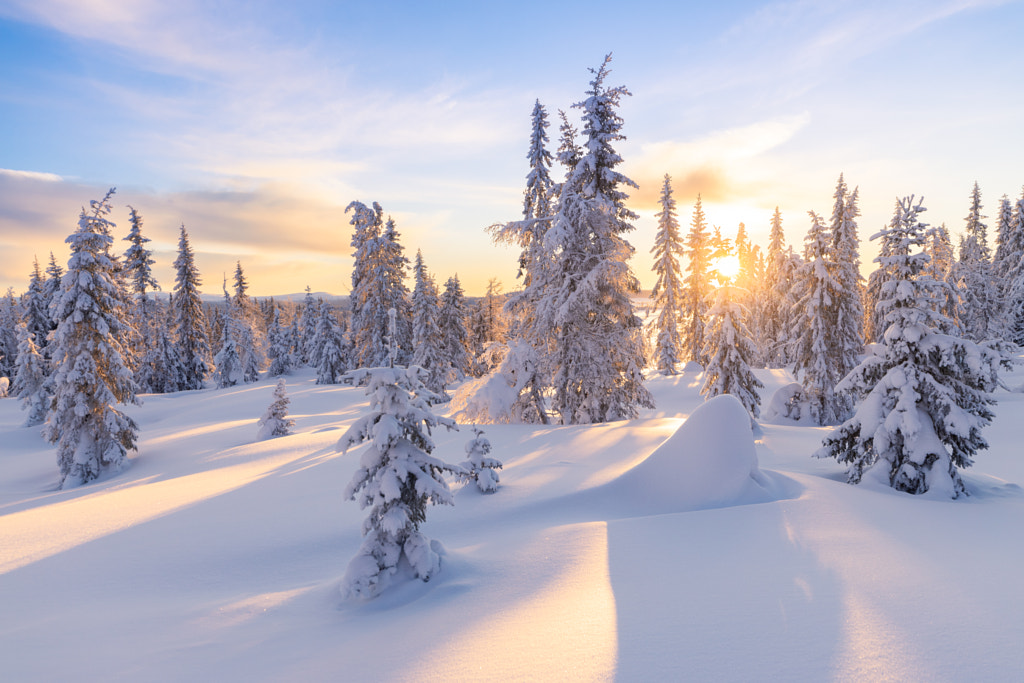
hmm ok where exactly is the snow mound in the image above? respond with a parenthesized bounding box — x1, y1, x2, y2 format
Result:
(604, 394, 771, 513)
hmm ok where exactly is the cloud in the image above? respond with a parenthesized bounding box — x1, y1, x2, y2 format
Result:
(627, 114, 811, 210)
(0, 168, 64, 183)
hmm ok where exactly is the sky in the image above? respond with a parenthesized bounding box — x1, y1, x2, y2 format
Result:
(1, 0, 1023, 297)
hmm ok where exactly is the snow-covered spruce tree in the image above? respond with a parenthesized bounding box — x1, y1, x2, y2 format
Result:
(760, 208, 796, 365)
(257, 378, 294, 440)
(22, 258, 52, 356)
(231, 262, 263, 384)
(213, 282, 242, 389)
(650, 174, 686, 375)
(791, 211, 846, 425)
(337, 361, 461, 599)
(488, 100, 555, 401)
(44, 190, 139, 489)
(122, 206, 163, 390)
(266, 306, 295, 376)
(829, 175, 865, 380)
(42, 252, 64, 341)
(299, 286, 319, 365)
(14, 321, 50, 426)
(681, 195, 714, 366)
(438, 275, 472, 384)
(410, 251, 447, 396)
(816, 196, 1001, 498)
(993, 191, 1024, 343)
(314, 304, 349, 385)
(138, 301, 185, 394)
(533, 55, 653, 424)
(993, 194, 1016, 282)
(700, 285, 763, 418)
(348, 204, 412, 368)
(957, 182, 1000, 342)
(493, 99, 555, 287)
(172, 225, 212, 390)
(1006, 189, 1024, 345)
(458, 427, 502, 493)
(922, 223, 961, 333)
(0, 289, 21, 384)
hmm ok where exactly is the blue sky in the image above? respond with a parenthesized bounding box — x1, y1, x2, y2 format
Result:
(2, 0, 1022, 296)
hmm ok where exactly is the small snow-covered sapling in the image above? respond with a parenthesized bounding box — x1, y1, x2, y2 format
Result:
(459, 427, 503, 493)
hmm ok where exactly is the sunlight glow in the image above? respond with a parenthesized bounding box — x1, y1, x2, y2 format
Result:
(712, 254, 741, 282)
(410, 522, 618, 680)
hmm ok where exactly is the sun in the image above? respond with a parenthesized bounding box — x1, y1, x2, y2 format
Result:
(711, 254, 741, 282)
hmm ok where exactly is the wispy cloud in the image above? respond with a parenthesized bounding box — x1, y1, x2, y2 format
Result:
(627, 113, 811, 208)
(0, 168, 63, 183)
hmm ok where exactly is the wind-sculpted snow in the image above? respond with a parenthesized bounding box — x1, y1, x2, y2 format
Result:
(595, 394, 782, 516)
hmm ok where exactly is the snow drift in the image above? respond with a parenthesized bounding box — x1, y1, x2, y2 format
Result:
(598, 394, 775, 515)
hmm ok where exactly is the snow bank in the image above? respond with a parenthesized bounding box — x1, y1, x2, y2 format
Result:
(603, 394, 771, 513)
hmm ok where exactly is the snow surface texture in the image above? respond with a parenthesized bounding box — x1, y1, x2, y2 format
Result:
(1, 363, 1023, 680)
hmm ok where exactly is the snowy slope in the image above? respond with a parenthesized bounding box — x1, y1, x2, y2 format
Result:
(2, 364, 1023, 681)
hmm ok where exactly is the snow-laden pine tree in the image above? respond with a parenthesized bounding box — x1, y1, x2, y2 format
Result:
(492, 99, 555, 290)
(922, 223, 961, 333)
(22, 258, 52, 356)
(214, 282, 242, 389)
(1005, 189, 1024, 344)
(410, 251, 447, 396)
(14, 321, 50, 426)
(257, 378, 294, 440)
(458, 427, 502, 493)
(791, 211, 846, 425)
(993, 191, 1024, 343)
(700, 285, 763, 418)
(172, 225, 212, 390)
(993, 194, 1017, 282)
(956, 182, 1000, 342)
(650, 174, 686, 375)
(338, 360, 461, 599)
(231, 262, 263, 383)
(816, 196, 1001, 498)
(266, 306, 295, 376)
(829, 175, 865, 380)
(348, 205, 412, 368)
(299, 286, 319, 365)
(0, 289, 20, 384)
(681, 195, 714, 366)
(122, 206, 162, 391)
(43, 252, 64, 340)
(488, 100, 555, 391)
(314, 303, 349, 385)
(532, 55, 653, 423)
(438, 275, 472, 384)
(138, 301, 186, 394)
(760, 208, 794, 365)
(44, 190, 139, 489)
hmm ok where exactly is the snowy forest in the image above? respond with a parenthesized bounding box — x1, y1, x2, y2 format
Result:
(3, 51, 1024, 680)
(2, 55, 1020, 500)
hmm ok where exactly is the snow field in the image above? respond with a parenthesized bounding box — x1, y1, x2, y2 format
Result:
(1, 363, 1023, 681)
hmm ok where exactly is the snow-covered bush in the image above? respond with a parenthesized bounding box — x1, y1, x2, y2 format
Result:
(458, 427, 502, 493)
(449, 339, 547, 424)
(257, 378, 294, 440)
(762, 383, 810, 423)
(338, 365, 462, 599)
